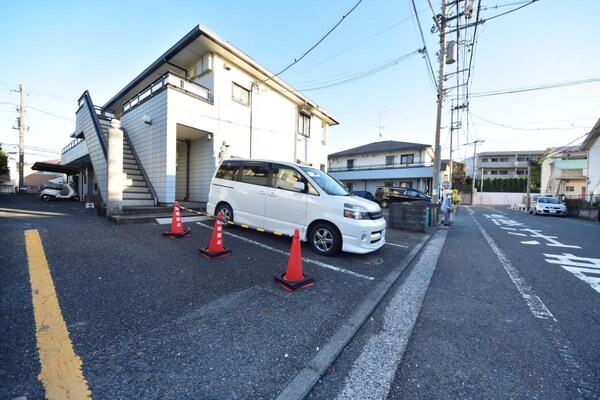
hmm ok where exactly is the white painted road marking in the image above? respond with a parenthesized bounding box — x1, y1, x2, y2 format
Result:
(336, 230, 448, 400)
(544, 253, 600, 294)
(196, 222, 375, 281)
(470, 215, 554, 320)
(385, 242, 409, 248)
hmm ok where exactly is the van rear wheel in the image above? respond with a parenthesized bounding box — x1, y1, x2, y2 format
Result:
(309, 222, 342, 256)
(216, 203, 234, 225)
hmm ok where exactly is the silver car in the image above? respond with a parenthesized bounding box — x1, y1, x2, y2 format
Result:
(529, 196, 567, 216)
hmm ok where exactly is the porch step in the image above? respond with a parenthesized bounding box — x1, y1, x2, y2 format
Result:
(124, 192, 152, 200)
(123, 198, 156, 207)
(104, 205, 204, 225)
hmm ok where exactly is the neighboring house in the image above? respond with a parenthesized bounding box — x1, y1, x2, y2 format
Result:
(440, 159, 466, 186)
(540, 146, 587, 198)
(580, 117, 600, 201)
(0, 150, 17, 194)
(58, 25, 338, 206)
(473, 150, 544, 181)
(327, 140, 434, 194)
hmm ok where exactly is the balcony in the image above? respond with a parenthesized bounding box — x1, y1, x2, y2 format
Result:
(328, 162, 434, 181)
(122, 72, 212, 114)
(61, 137, 89, 164)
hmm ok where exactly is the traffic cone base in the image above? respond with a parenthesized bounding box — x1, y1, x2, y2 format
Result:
(274, 274, 314, 292)
(199, 247, 232, 259)
(163, 228, 192, 238)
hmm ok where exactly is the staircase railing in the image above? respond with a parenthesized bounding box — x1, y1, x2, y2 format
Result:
(122, 128, 158, 206)
(78, 91, 108, 159)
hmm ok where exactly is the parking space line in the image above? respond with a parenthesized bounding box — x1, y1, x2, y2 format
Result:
(385, 242, 409, 248)
(196, 222, 375, 281)
(24, 229, 92, 399)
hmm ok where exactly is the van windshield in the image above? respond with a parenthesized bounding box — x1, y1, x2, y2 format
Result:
(301, 167, 349, 196)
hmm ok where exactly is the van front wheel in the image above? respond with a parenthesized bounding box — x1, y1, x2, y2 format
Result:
(309, 222, 342, 256)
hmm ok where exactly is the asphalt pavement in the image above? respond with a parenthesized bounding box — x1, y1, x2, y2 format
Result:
(0, 194, 438, 399)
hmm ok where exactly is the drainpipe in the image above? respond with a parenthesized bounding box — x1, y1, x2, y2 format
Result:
(185, 139, 191, 201)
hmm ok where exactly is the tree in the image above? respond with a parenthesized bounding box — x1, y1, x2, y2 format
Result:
(0, 145, 9, 176)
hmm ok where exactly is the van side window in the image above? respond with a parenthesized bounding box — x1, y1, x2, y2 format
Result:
(271, 166, 303, 192)
(216, 161, 242, 181)
(240, 163, 269, 186)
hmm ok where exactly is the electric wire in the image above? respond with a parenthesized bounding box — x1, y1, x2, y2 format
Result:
(470, 76, 600, 98)
(262, 0, 364, 84)
(409, 0, 437, 91)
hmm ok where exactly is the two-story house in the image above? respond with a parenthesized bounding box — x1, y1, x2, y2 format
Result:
(327, 140, 434, 194)
(540, 146, 588, 198)
(58, 25, 338, 207)
(581, 117, 600, 202)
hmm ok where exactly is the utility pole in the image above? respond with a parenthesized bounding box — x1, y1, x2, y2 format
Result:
(18, 84, 26, 191)
(432, 0, 448, 204)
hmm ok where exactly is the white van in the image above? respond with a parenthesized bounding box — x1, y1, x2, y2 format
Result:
(207, 159, 386, 256)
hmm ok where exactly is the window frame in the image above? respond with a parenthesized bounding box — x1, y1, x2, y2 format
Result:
(232, 82, 250, 106)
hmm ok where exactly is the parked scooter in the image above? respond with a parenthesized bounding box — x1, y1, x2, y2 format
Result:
(39, 177, 80, 202)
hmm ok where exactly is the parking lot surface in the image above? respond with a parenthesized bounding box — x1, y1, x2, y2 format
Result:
(0, 195, 434, 399)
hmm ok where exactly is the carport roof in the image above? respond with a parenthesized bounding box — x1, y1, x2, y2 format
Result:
(32, 162, 83, 175)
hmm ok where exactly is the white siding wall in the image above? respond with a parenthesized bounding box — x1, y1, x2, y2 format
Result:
(121, 90, 169, 201)
(588, 138, 600, 196)
(76, 106, 107, 201)
(61, 140, 89, 165)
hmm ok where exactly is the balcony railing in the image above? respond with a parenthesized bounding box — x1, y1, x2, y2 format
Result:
(328, 161, 433, 172)
(122, 72, 212, 114)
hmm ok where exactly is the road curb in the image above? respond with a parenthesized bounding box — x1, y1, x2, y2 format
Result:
(275, 224, 441, 400)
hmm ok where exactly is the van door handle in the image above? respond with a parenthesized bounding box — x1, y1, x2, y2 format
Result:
(268, 192, 276, 197)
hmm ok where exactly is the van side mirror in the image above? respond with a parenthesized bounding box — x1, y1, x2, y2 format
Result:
(293, 182, 305, 192)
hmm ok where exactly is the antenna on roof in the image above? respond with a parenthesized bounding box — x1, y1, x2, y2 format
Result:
(376, 110, 385, 141)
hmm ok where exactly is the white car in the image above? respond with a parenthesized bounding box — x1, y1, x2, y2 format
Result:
(529, 196, 567, 216)
(207, 159, 386, 256)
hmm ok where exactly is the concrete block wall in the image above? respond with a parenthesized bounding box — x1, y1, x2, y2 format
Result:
(387, 202, 436, 232)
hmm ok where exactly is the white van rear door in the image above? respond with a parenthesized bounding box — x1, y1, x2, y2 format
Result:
(264, 164, 308, 235)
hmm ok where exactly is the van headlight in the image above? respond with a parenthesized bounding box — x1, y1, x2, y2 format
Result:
(344, 203, 369, 220)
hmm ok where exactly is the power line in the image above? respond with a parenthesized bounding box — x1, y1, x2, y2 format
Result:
(469, 112, 592, 131)
(470, 76, 600, 98)
(262, 0, 364, 84)
(292, 51, 420, 92)
(409, 0, 437, 92)
(482, 0, 540, 23)
(27, 106, 75, 122)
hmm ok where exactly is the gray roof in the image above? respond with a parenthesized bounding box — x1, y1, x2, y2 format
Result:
(328, 140, 430, 158)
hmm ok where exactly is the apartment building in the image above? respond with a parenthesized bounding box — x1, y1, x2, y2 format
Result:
(473, 150, 544, 180)
(54, 25, 338, 206)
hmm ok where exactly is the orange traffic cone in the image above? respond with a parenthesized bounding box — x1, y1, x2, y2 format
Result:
(199, 213, 232, 259)
(274, 229, 314, 292)
(163, 201, 191, 238)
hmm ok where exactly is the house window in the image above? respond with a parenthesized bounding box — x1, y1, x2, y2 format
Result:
(490, 170, 498, 175)
(481, 158, 488, 162)
(499, 170, 508, 175)
(298, 112, 310, 137)
(566, 186, 575, 192)
(517, 170, 526, 175)
(498, 157, 509, 162)
(232, 82, 250, 106)
(385, 156, 394, 166)
(347, 159, 355, 170)
(491, 158, 499, 162)
(384, 181, 393, 187)
(346, 183, 354, 192)
(401, 154, 414, 165)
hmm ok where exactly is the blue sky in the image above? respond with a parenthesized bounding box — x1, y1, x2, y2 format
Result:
(1, 0, 599, 163)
